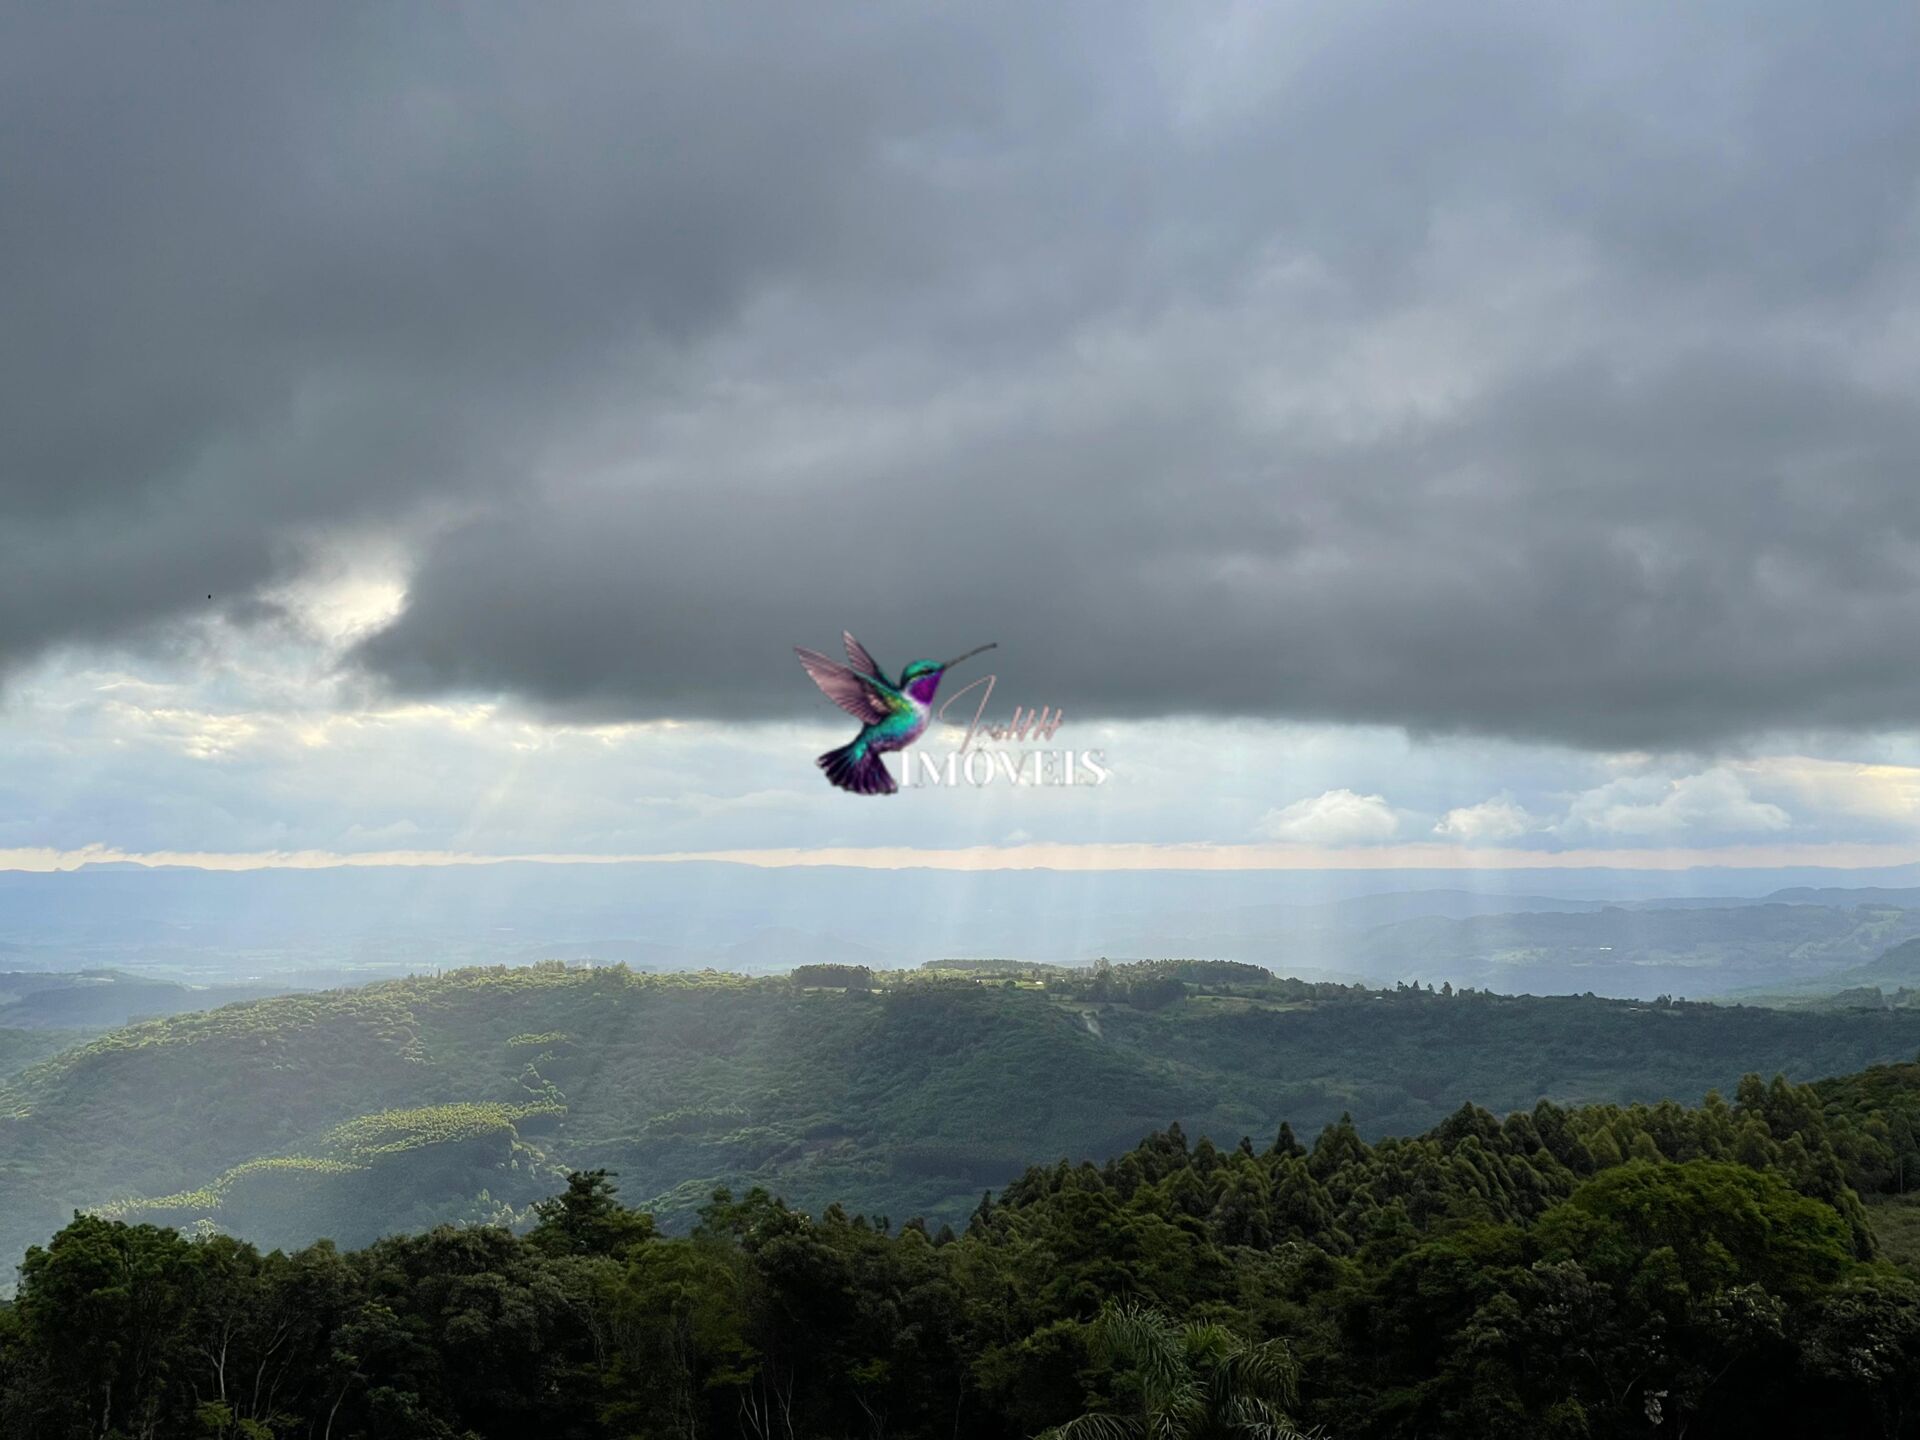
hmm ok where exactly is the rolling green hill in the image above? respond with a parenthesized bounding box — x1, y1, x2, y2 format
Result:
(0, 969, 295, 1029)
(7, 960, 1920, 1270)
(1330, 901, 1920, 994)
(1732, 937, 1920, 1008)
(1797, 936, 1920, 995)
(0, 1028, 85, 1082)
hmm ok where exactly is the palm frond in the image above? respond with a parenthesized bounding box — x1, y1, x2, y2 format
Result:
(1093, 1302, 1191, 1409)
(1225, 1395, 1320, 1440)
(1220, 1337, 1301, 1405)
(1038, 1414, 1145, 1440)
(1050, 1302, 1317, 1440)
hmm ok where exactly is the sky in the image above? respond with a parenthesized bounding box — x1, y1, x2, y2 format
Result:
(4, 2, 1920, 874)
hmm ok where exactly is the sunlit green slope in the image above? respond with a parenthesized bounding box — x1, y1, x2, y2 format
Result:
(6, 960, 1920, 1268)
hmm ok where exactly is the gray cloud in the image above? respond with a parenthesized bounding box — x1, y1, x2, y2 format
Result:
(7, 2, 1920, 749)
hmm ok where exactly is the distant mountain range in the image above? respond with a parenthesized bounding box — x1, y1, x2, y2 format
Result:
(1737, 937, 1920, 1005)
(1099, 901, 1920, 997)
(8, 860, 1920, 998)
(0, 969, 295, 1028)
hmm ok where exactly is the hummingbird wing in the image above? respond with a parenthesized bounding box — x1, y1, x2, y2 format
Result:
(843, 631, 886, 684)
(795, 647, 897, 724)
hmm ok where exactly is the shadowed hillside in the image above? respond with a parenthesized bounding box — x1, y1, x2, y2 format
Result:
(6, 961, 1920, 1270)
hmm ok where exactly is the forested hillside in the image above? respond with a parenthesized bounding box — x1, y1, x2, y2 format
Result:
(8, 1058, 1920, 1437)
(1121, 900, 1920, 996)
(0, 1030, 82, 1084)
(9, 961, 1920, 1277)
(0, 970, 293, 1030)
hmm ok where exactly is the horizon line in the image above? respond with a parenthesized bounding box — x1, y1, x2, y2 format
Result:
(2, 840, 1919, 875)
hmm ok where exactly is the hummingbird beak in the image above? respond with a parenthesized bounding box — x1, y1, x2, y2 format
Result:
(941, 642, 997, 670)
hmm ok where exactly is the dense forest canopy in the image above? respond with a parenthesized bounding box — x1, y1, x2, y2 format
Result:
(9, 1053, 1920, 1437)
(10, 960, 1920, 1279)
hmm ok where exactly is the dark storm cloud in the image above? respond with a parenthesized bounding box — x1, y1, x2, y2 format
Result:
(8, 3, 1920, 748)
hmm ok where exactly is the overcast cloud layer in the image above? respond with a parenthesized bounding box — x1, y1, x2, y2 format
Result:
(7, 2, 1920, 750)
